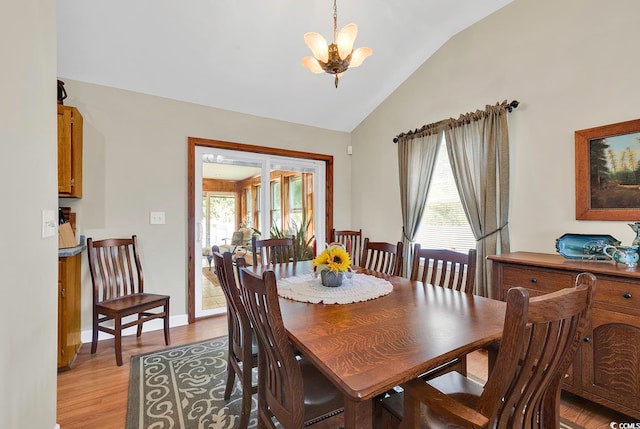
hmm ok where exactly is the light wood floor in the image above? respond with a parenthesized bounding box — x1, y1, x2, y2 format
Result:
(57, 316, 631, 429)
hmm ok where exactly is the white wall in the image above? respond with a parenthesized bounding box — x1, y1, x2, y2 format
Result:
(351, 0, 640, 252)
(0, 1, 58, 428)
(58, 80, 352, 332)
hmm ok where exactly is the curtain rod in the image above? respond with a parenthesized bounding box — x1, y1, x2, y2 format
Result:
(392, 100, 520, 143)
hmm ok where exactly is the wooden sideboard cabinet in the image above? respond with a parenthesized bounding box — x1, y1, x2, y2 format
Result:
(57, 105, 83, 198)
(58, 252, 82, 370)
(488, 252, 640, 419)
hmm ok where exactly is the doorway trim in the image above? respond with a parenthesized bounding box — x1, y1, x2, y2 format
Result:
(187, 137, 334, 323)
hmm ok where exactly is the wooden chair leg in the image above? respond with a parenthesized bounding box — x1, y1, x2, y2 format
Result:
(399, 390, 418, 429)
(459, 355, 468, 376)
(91, 314, 99, 354)
(239, 362, 254, 429)
(136, 313, 143, 337)
(239, 390, 251, 429)
(224, 361, 235, 400)
(114, 317, 123, 366)
(163, 301, 170, 345)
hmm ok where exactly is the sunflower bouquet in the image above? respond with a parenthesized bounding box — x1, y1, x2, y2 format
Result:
(313, 243, 351, 272)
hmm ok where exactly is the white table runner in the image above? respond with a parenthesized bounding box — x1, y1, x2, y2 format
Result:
(277, 272, 393, 304)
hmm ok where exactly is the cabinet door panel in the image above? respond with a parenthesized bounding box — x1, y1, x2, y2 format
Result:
(582, 308, 640, 411)
(58, 260, 65, 366)
(57, 108, 72, 194)
(57, 105, 83, 197)
(58, 254, 82, 370)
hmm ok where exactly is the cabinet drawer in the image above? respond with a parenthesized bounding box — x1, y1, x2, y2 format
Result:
(502, 266, 574, 294)
(595, 278, 640, 311)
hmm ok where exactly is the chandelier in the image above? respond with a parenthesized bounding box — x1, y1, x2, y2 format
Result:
(301, 0, 372, 88)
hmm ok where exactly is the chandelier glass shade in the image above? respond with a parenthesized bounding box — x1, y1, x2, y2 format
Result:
(302, 0, 372, 88)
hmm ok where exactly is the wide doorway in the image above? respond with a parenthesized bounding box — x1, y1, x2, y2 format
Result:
(188, 138, 334, 321)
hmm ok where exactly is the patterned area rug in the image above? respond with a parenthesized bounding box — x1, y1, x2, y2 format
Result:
(126, 337, 259, 429)
(127, 338, 585, 429)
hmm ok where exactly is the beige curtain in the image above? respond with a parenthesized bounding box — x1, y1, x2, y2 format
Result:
(443, 102, 511, 298)
(397, 124, 442, 276)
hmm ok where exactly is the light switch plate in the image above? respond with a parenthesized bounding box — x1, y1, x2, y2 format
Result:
(42, 210, 56, 238)
(150, 211, 166, 225)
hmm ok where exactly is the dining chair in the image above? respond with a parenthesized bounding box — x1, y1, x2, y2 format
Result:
(331, 228, 363, 266)
(251, 236, 297, 266)
(380, 272, 595, 429)
(212, 251, 257, 429)
(409, 245, 477, 379)
(86, 235, 170, 366)
(361, 238, 403, 276)
(410, 244, 477, 293)
(237, 266, 344, 428)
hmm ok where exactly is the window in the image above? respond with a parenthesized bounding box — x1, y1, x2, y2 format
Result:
(202, 193, 235, 248)
(244, 187, 252, 227)
(254, 184, 261, 233)
(288, 175, 303, 227)
(414, 138, 476, 253)
(271, 179, 282, 230)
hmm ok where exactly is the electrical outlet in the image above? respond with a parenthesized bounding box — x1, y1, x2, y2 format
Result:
(150, 211, 166, 225)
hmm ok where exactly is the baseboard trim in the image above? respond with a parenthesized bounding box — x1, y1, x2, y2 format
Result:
(54, 424, 60, 429)
(80, 314, 189, 344)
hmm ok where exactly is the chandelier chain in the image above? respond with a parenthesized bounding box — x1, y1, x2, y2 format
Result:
(333, 0, 338, 42)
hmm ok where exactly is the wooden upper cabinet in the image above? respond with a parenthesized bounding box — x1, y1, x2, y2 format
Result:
(58, 105, 83, 198)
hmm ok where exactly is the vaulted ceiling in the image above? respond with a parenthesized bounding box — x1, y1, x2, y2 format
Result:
(57, 0, 512, 132)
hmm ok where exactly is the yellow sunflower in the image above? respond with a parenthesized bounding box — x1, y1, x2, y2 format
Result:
(313, 251, 331, 267)
(326, 247, 351, 272)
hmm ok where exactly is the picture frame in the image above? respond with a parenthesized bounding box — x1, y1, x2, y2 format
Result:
(575, 118, 640, 220)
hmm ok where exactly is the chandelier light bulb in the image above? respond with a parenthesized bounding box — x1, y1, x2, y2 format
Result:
(304, 32, 329, 63)
(336, 23, 357, 60)
(349, 47, 373, 68)
(301, 56, 325, 74)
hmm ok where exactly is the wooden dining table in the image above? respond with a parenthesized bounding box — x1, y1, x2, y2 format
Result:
(248, 261, 507, 429)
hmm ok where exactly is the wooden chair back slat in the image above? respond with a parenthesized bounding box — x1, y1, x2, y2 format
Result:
(331, 229, 363, 266)
(251, 236, 297, 266)
(89, 237, 144, 302)
(410, 245, 476, 294)
(361, 238, 403, 276)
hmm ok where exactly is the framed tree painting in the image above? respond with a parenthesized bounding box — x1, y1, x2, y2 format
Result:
(576, 118, 640, 220)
